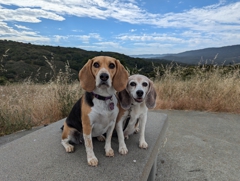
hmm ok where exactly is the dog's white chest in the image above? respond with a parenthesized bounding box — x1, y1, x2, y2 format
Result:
(130, 103, 147, 118)
(89, 98, 118, 137)
(124, 103, 148, 135)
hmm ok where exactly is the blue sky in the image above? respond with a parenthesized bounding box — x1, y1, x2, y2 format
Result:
(0, 0, 240, 55)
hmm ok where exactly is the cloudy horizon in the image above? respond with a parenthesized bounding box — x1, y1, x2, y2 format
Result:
(0, 0, 240, 55)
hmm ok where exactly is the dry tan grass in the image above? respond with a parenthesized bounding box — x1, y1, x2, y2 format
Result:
(0, 82, 83, 135)
(1, 63, 239, 136)
(0, 57, 84, 135)
(155, 66, 240, 113)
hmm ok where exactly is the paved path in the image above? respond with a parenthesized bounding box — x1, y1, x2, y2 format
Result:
(0, 112, 167, 181)
(0, 126, 44, 147)
(156, 110, 240, 181)
(0, 110, 240, 180)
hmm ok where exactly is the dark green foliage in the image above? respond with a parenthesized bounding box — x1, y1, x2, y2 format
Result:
(0, 76, 7, 85)
(0, 40, 170, 82)
(1, 40, 239, 83)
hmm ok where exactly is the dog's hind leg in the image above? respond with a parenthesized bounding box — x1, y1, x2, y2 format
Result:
(61, 122, 75, 153)
(134, 118, 140, 134)
(97, 135, 106, 142)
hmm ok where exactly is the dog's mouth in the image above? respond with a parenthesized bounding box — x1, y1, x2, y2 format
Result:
(134, 98, 143, 103)
(98, 81, 110, 87)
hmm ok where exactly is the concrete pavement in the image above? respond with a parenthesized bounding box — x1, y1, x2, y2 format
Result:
(155, 110, 240, 181)
(0, 126, 44, 147)
(0, 112, 167, 181)
(0, 110, 240, 180)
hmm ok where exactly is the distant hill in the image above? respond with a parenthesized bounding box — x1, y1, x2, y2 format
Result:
(130, 54, 171, 58)
(135, 45, 240, 65)
(0, 40, 171, 83)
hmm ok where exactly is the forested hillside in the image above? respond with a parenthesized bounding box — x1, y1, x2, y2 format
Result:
(0, 40, 171, 83)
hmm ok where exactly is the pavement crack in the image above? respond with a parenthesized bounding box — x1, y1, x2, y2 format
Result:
(189, 169, 203, 172)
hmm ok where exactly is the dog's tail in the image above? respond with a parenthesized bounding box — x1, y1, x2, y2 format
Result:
(60, 125, 84, 145)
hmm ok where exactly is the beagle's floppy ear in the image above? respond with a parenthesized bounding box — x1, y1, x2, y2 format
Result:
(118, 89, 132, 110)
(79, 59, 95, 92)
(145, 80, 157, 109)
(113, 59, 129, 92)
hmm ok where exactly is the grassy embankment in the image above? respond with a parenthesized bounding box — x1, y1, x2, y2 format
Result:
(0, 63, 240, 136)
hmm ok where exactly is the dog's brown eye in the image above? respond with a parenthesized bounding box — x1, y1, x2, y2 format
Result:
(93, 62, 100, 68)
(142, 82, 148, 87)
(109, 63, 115, 69)
(130, 82, 136, 86)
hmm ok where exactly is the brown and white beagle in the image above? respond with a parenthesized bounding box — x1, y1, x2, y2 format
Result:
(116, 74, 157, 155)
(61, 56, 128, 166)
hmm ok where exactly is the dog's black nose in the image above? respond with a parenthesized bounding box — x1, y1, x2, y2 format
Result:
(136, 90, 144, 97)
(100, 73, 109, 81)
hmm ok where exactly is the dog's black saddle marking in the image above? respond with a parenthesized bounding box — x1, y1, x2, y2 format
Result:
(60, 92, 95, 144)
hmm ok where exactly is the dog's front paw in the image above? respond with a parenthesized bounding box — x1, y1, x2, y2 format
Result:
(65, 144, 74, 152)
(105, 148, 114, 157)
(119, 146, 128, 155)
(139, 141, 148, 149)
(97, 135, 106, 142)
(88, 157, 98, 167)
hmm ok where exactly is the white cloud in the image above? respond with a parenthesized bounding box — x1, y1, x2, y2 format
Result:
(72, 29, 83, 33)
(130, 29, 137, 32)
(75, 33, 102, 43)
(116, 33, 183, 43)
(53, 33, 102, 44)
(94, 41, 122, 48)
(0, 6, 65, 23)
(53, 35, 68, 42)
(0, 22, 17, 34)
(0, 0, 139, 22)
(14, 24, 31, 30)
(1, 35, 50, 44)
(155, 1, 240, 32)
(0, 22, 50, 43)
(0, 0, 240, 54)
(79, 41, 125, 53)
(1, 1, 240, 31)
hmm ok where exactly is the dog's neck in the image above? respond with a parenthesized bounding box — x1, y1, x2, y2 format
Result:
(91, 92, 112, 101)
(92, 87, 115, 97)
(91, 87, 115, 111)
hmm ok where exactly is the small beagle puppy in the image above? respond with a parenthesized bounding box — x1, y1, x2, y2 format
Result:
(116, 74, 157, 155)
(61, 56, 128, 166)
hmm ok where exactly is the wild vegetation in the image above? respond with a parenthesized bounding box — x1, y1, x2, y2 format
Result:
(154, 63, 240, 113)
(0, 40, 240, 136)
(0, 40, 169, 84)
(0, 62, 83, 136)
(1, 61, 240, 136)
